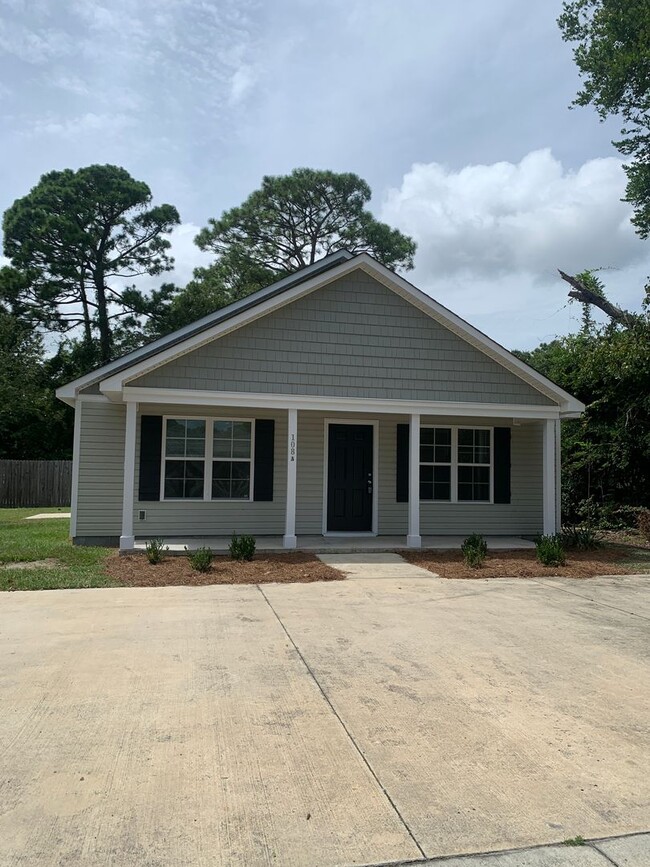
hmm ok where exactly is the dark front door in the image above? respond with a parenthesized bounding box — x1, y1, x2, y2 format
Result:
(327, 424, 373, 532)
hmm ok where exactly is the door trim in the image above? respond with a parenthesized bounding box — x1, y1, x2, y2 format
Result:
(322, 418, 379, 536)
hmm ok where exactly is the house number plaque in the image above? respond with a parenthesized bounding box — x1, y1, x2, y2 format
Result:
(290, 433, 296, 462)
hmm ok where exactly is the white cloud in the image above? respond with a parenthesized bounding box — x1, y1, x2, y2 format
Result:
(381, 150, 649, 348)
(24, 111, 134, 139)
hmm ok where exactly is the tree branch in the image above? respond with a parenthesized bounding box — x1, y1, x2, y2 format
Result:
(558, 269, 638, 328)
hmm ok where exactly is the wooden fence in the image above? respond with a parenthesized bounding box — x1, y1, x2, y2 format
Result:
(0, 460, 72, 508)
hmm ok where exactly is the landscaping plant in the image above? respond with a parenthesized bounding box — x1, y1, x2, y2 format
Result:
(461, 533, 487, 568)
(189, 547, 213, 573)
(535, 534, 565, 567)
(145, 538, 167, 565)
(561, 525, 602, 550)
(229, 533, 256, 561)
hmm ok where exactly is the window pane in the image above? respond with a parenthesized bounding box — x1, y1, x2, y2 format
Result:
(433, 482, 451, 500)
(420, 465, 434, 484)
(185, 419, 205, 437)
(213, 420, 232, 438)
(212, 460, 231, 479)
(165, 460, 184, 479)
(213, 438, 232, 458)
(436, 428, 451, 445)
(420, 481, 434, 500)
(164, 478, 183, 498)
(231, 461, 250, 480)
(232, 421, 251, 440)
(420, 428, 435, 446)
(475, 429, 490, 447)
(185, 460, 204, 479)
(212, 478, 230, 498)
(475, 446, 490, 464)
(231, 479, 250, 498)
(420, 445, 434, 463)
(184, 479, 204, 498)
(458, 429, 473, 447)
(166, 419, 185, 437)
(434, 445, 451, 463)
(185, 438, 205, 457)
(458, 465, 490, 501)
(166, 438, 185, 456)
(232, 439, 251, 458)
(435, 465, 451, 484)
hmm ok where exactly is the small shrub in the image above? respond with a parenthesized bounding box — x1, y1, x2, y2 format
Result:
(145, 538, 167, 564)
(461, 533, 487, 568)
(563, 836, 585, 847)
(535, 534, 565, 567)
(561, 525, 603, 550)
(638, 508, 650, 541)
(229, 533, 256, 561)
(189, 547, 213, 573)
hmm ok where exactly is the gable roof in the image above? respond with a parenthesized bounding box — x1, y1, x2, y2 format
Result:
(57, 251, 584, 415)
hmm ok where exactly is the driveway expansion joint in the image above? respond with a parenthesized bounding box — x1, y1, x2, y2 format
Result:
(257, 583, 427, 860)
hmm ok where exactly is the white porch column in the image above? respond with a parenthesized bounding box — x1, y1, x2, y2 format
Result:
(283, 408, 298, 549)
(555, 419, 562, 532)
(542, 418, 557, 536)
(119, 401, 138, 551)
(407, 413, 421, 548)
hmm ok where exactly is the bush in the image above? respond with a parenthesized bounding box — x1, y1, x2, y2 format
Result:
(145, 538, 167, 564)
(229, 533, 256, 561)
(461, 533, 487, 568)
(535, 534, 565, 567)
(189, 547, 213, 573)
(561, 525, 603, 550)
(638, 509, 650, 541)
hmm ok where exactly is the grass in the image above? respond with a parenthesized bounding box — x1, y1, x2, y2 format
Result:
(0, 507, 116, 591)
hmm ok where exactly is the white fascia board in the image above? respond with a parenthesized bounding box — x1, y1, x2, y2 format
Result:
(123, 386, 562, 419)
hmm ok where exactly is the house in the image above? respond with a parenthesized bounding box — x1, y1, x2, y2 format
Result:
(56, 251, 584, 550)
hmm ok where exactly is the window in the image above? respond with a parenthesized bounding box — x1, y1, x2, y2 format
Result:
(163, 419, 205, 499)
(212, 420, 252, 499)
(162, 417, 253, 501)
(419, 426, 492, 503)
(419, 427, 451, 501)
(457, 429, 491, 502)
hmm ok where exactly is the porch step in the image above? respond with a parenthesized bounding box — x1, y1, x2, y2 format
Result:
(316, 553, 438, 579)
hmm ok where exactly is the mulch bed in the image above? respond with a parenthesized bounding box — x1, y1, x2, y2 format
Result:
(106, 552, 343, 587)
(601, 529, 650, 550)
(402, 546, 648, 580)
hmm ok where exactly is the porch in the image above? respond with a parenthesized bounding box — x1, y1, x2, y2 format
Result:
(131, 535, 536, 554)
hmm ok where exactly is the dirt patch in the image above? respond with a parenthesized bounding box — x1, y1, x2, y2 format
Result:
(106, 552, 343, 587)
(0, 558, 60, 571)
(601, 529, 650, 550)
(402, 546, 648, 580)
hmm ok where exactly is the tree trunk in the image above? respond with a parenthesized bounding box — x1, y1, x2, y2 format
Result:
(79, 274, 92, 346)
(558, 270, 637, 328)
(93, 266, 112, 364)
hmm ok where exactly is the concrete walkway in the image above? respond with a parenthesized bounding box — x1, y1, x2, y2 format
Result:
(412, 832, 649, 865)
(317, 551, 438, 578)
(1, 575, 648, 866)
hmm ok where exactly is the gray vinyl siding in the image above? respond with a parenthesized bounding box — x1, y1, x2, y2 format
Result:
(76, 402, 125, 538)
(296, 412, 543, 536)
(132, 405, 286, 537)
(131, 273, 555, 406)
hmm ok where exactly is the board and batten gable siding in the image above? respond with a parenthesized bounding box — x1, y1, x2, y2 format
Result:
(76, 401, 126, 538)
(132, 405, 287, 537)
(130, 273, 556, 406)
(295, 412, 543, 536)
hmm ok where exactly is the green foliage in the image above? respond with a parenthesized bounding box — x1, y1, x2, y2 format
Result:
(515, 320, 650, 519)
(189, 546, 213, 573)
(535, 535, 566, 567)
(561, 525, 603, 550)
(196, 168, 416, 276)
(2, 164, 180, 363)
(229, 533, 256, 561)
(145, 538, 167, 565)
(461, 534, 488, 568)
(562, 836, 586, 846)
(558, 0, 650, 237)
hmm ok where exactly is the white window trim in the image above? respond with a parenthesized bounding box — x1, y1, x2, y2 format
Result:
(160, 415, 255, 503)
(420, 425, 494, 505)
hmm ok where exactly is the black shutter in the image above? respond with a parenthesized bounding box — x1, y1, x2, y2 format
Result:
(493, 427, 511, 504)
(396, 423, 409, 502)
(253, 419, 275, 501)
(138, 415, 163, 501)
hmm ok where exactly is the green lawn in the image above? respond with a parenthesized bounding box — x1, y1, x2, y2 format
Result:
(0, 508, 116, 591)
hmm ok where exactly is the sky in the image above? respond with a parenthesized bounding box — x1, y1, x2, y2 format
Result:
(1, 0, 647, 350)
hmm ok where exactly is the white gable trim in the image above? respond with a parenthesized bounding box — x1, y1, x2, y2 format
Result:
(59, 254, 583, 414)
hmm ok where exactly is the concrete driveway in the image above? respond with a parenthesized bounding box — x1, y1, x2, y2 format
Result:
(1, 574, 648, 866)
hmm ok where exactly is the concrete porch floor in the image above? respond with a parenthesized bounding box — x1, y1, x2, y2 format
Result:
(132, 535, 535, 554)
